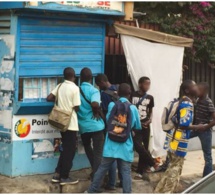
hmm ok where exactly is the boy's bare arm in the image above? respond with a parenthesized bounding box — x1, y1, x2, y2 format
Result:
(149, 107, 153, 122)
(47, 93, 55, 102)
(198, 112, 215, 130)
(142, 108, 153, 127)
(91, 102, 104, 120)
(184, 124, 206, 131)
(74, 106, 79, 113)
(183, 113, 215, 131)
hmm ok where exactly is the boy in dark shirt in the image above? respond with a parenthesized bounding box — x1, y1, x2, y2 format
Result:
(95, 74, 118, 116)
(190, 82, 215, 177)
(131, 77, 154, 150)
(131, 77, 161, 180)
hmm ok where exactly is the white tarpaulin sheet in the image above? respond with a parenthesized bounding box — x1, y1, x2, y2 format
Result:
(121, 35, 184, 157)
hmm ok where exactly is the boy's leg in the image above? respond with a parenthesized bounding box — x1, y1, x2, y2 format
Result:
(198, 129, 213, 177)
(92, 130, 104, 176)
(59, 131, 77, 179)
(107, 161, 117, 188)
(133, 130, 155, 175)
(81, 132, 94, 168)
(154, 152, 184, 193)
(88, 157, 115, 193)
(117, 160, 123, 187)
(136, 155, 145, 175)
(161, 152, 171, 171)
(189, 130, 198, 139)
(142, 126, 150, 151)
(117, 159, 132, 193)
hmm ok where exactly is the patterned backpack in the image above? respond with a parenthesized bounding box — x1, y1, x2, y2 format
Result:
(107, 100, 132, 143)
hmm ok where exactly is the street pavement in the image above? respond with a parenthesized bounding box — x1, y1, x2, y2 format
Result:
(0, 149, 213, 193)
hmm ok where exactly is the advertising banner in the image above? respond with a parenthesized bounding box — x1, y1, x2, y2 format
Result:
(12, 115, 61, 141)
(40, 1, 123, 12)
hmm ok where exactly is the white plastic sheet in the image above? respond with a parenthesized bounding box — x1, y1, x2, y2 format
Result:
(121, 35, 184, 157)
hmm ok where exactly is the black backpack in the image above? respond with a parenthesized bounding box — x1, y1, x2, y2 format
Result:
(103, 84, 119, 102)
(107, 100, 132, 143)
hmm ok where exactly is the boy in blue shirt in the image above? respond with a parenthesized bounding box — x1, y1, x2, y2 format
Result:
(87, 83, 141, 193)
(77, 68, 105, 180)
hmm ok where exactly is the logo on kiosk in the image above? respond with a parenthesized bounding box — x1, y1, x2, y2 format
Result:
(14, 119, 31, 138)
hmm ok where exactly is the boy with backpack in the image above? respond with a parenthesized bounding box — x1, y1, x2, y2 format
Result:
(95, 74, 121, 190)
(190, 82, 215, 177)
(131, 77, 161, 180)
(87, 83, 141, 193)
(155, 80, 205, 193)
(95, 74, 119, 116)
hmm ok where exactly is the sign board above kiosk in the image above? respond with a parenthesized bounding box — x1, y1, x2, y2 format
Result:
(40, 1, 123, 12)
(0, 1, 125, 16)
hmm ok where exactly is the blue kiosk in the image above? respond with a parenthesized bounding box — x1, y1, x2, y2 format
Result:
(0, 1, 125, 177)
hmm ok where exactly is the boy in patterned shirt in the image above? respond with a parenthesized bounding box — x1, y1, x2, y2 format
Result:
(155, 80, 205, 193)
(190, 82, 215, 177)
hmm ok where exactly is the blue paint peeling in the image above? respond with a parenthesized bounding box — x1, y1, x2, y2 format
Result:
(0, 39, 10, 62)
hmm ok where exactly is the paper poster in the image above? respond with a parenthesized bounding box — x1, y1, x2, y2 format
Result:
(32, 138, 61, 159)
(0, 35, 15, 144)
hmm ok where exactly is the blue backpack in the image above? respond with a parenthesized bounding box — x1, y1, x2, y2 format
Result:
(107, 100, 132, 143)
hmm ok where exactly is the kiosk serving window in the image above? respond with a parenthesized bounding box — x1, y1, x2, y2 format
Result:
(18, 77, 94, 102)
(18, 78, 62, 102)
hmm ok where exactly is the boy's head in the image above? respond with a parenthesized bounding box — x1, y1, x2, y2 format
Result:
(138, 77, 151, 92)
(198, 82, 209, 98)
(95, 74, 109, 90)
(80, 67, 92, 83)
(63, 67, 75, 81)
(118, 83, 131, 99)
(180, 80, 198, 98)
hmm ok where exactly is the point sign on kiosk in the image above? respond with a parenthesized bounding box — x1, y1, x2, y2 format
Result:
(12, 115, 61, 141)
(14, 119, 31, 138)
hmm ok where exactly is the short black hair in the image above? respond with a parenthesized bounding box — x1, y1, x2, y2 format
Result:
(118, 83, 131, 97)
(63, 67, 75, 80)
(95, 74, 108, 83)
(198, 82, 209, 91)
(80, 67, 92, 82)
(138, 76, 150, 84)
(180, 80, 194, 95)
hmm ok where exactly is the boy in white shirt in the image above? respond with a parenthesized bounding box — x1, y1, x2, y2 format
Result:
(47, 67, 81, 185)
